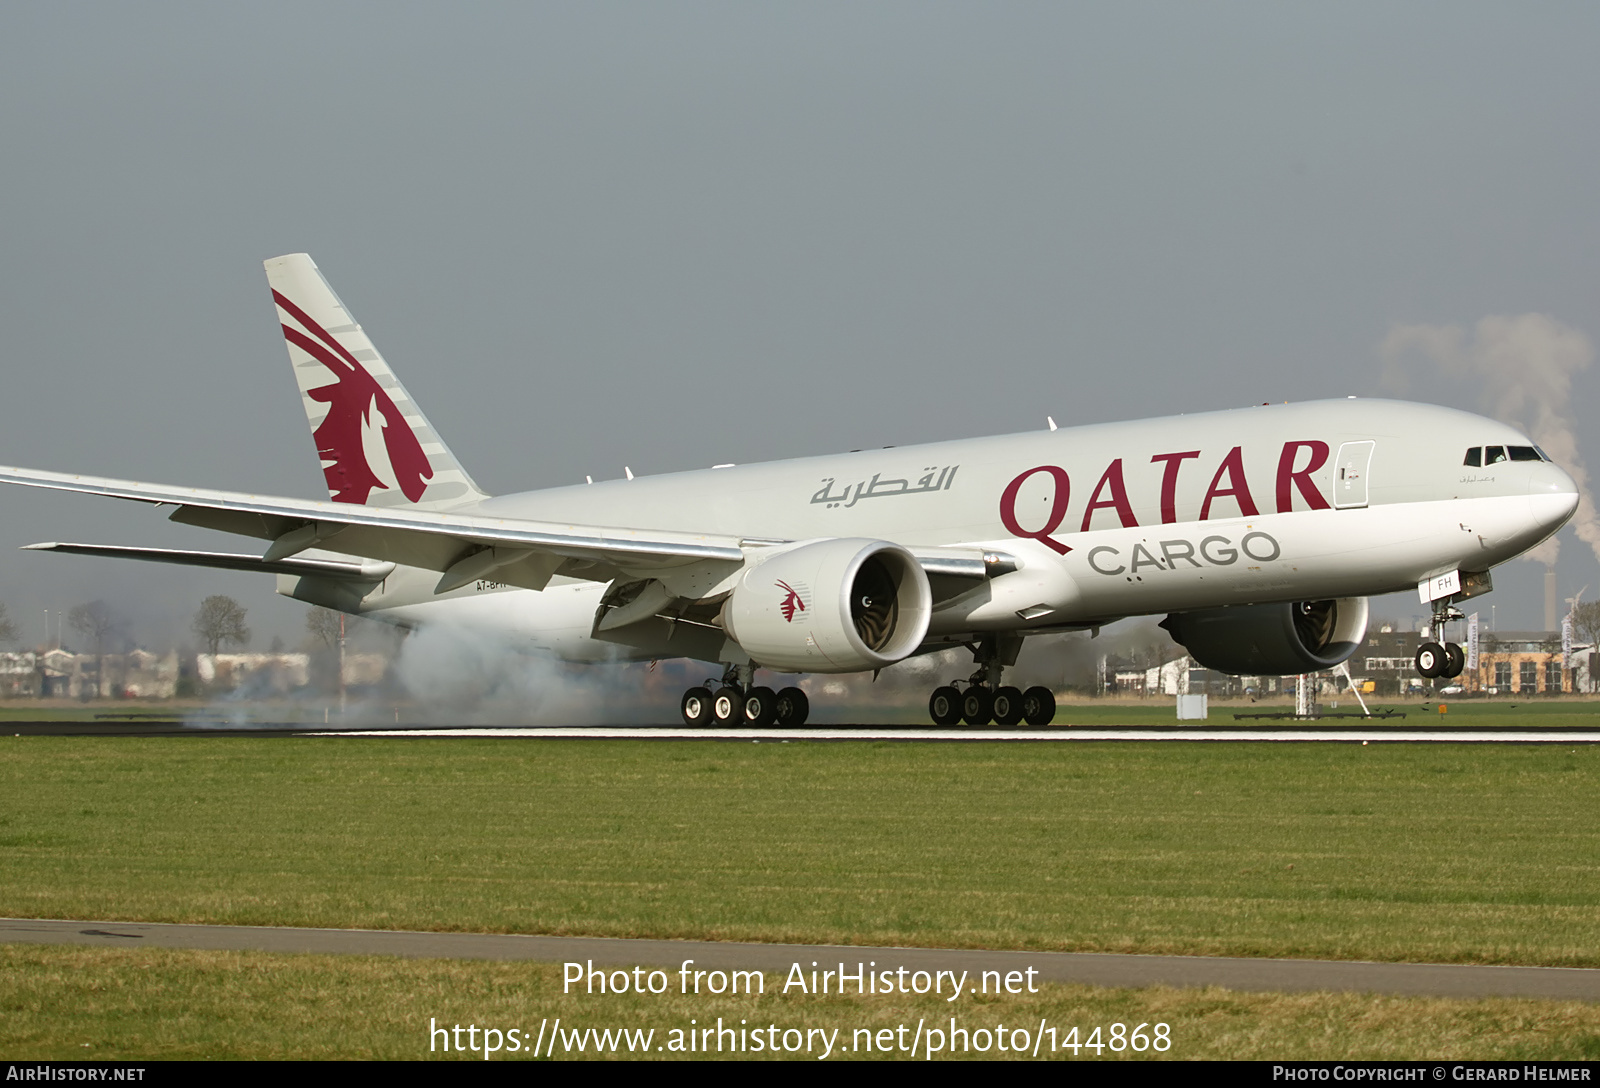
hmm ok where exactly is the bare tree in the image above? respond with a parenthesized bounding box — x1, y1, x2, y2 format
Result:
(1572, 601, 1600, 692)
(1572, 601, 1600, 650)
(0, 603, 17, 645)
(305, 607, 341, 651)
(193, 596, 250, 657)
(69, 600, 117, 698)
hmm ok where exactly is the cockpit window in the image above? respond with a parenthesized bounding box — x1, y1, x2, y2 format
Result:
(1534, 446, 1552, 462)
(1466, 445, 1545, 467)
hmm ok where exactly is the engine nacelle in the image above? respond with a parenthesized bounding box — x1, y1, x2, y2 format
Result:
(721, 538, 933, 673)
(1160, 597, 1369, 676)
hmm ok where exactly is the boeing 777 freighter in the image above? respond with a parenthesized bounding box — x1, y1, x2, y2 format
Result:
(0, 255, 1578, 725)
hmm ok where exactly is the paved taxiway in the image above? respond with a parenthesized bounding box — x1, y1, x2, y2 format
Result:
(4, 918, 1597, 1002)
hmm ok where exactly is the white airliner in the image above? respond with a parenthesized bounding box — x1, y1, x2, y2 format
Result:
(1, 255, 1578, 726)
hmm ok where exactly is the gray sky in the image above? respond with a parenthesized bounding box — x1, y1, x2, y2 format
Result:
(1, 2, 1597, 650)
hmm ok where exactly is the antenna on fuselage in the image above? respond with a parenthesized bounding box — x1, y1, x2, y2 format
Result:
(1046, 416, 1057, 431)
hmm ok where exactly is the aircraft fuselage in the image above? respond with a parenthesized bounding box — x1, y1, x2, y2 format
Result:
(345, 397, 1577, 665)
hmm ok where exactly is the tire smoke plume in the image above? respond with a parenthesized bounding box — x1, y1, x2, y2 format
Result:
(393, 622, 659, 725)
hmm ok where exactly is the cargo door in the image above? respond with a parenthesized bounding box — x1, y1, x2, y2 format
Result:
(1334, 440, 1374, 509)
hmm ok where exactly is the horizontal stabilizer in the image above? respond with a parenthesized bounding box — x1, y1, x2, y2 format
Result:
(22, 542, 396, 581)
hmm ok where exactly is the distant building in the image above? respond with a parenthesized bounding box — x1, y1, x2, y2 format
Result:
(1137, 657, 1281, 698)
(198, 653, 310, 692)
(0, 646, 396, 699)
(0, 652, 38, 696)
(1358, 626, 1590, 695)
(24, 648, 182, 698)
(1358, 628, 1429, 695)
(37, 648, 78, 697)
(1470, 630, 1589, 695)
(119, 650, 180, 698)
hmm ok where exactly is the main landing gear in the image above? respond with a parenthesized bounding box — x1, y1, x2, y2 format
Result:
(927, 636, 1056, 727)
(1415, 603, 1467, 681)
(680, 664, 810, 728)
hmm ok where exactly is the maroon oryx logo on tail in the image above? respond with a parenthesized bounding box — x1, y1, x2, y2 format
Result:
(273, 289, 433, 504)
(777, 579, 807, 623)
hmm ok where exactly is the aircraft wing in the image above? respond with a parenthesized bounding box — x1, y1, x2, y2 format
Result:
(0, 465, 746, 593)
(20, 542, 399, 582)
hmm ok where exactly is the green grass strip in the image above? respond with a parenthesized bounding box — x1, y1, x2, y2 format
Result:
(3, 946, 1598, 1060)
(1, 737, 1597, 966)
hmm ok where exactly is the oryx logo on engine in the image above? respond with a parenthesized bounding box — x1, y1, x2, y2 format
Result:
(776, 579, 808, 623)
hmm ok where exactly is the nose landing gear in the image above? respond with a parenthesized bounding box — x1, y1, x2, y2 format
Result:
(1415, 604, 1467, 681)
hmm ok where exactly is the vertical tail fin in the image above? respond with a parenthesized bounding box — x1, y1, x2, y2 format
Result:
(263, 253, 488, 510)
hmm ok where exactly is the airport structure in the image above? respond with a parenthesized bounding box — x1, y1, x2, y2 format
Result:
(1358, 628, 1592, 695)
(0, 648, 388, 699)
(4, 648, 183, 699)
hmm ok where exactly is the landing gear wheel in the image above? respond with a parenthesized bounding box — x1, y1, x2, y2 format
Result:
(681, 687, 713, 726)
(775, 686, 809, 728)
(992, 686, 1025, 726)
(1415, 642, 1446, 679)
(712, 686, 744, 726)
(1022, 686, 1056, 726)
(961, 685, 994, 726)
(929, 685, 961, 726)
(1444, 643, 1465, 679)
(743, 686, 777, 726)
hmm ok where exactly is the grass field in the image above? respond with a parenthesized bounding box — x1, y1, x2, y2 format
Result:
(4, 729, 1598, 1060)
(5, 946, 1599, 1060)
(2, 735, 1596, 966)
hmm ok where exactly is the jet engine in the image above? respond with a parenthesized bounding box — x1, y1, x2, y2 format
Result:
(1160, 597, 1369, 676)
(720, 538, 933, 673)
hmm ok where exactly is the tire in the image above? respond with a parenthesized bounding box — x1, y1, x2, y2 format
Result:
(1415, 642, 1446, 678)
(1022, 686, 1056, 726)
(775, 686, 809, 727)
(681, 686, 713, 726)
(1444, 643, 1465, 679)
(992, 686, 1025, 726)
(743, 686, 777, 726)
(928, 685, 961, 726)
(961, 685, 994, 726)
(712, 686, 744, 725)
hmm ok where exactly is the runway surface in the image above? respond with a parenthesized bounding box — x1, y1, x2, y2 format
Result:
(3, 918, 1596, 1001)
(7, 720, 1600, 742)
(319, 725, 1600, 743)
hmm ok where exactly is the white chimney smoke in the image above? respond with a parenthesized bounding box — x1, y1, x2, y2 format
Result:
(1381, 314, 1599, 570)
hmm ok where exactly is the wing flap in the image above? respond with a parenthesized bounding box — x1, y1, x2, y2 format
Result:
(22, 542, 396, 581)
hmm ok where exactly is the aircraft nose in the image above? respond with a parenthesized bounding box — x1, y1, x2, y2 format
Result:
(1529, 464, 1579, 532)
